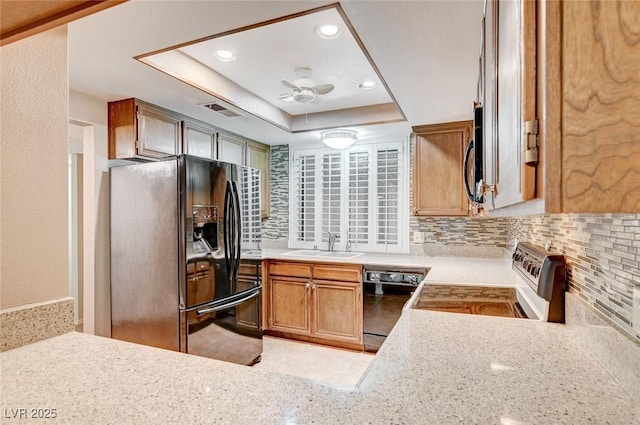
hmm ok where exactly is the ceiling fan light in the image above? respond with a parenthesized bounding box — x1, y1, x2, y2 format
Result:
(321, 130, 358, 149)
(293, 88, 315, 103)
(214, 49, 236, 61)
(315, 24, 342, 39)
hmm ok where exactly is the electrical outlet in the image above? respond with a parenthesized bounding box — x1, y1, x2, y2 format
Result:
(414, 232, 425, 243)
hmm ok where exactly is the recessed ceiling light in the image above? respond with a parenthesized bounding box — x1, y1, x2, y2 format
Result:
(214, 49, 236, 61)
(359, 81, 377, 89)
(315, 24, 342, 39)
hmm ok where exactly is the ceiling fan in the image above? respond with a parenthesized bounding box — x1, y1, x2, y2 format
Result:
(279, 67, 335, 103)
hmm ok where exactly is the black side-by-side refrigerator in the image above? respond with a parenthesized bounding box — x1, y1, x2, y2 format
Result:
(110, 155, 263, 365)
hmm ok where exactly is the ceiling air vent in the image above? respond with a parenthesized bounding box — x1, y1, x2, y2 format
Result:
(200, 102, 244, 118)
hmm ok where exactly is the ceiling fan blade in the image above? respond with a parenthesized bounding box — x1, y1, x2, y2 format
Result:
(313, 84, 335, 95)
(278, 93, 295, 102)
(281, 79, 298, 89)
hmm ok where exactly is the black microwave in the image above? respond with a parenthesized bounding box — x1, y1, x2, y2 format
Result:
(464, 104, 484, 203)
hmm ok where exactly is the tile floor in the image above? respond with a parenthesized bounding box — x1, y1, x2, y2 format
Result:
(252, 336, 375, 389)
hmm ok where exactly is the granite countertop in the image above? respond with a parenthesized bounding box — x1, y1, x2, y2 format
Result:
(261, 249, 517, 286)
(2, 308, 638, 424)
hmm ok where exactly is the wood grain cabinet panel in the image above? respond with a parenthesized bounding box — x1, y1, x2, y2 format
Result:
(247, 141, 271, 218)
(560, 0, 640, 212)
(264, 261, 363, 349)
(482, 0, 640, 214)
(268, 277, 310, 335)
(268, 262, 312, 279)
(108, 98, 181, 160)
(312, 280, 362, 344)
(313, 265, 361, 283)
(412, 121, 472, 216)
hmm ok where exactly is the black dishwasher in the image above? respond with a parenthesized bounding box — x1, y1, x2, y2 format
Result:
(362, 266, 428, 352)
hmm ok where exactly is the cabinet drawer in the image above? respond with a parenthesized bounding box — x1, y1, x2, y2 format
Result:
(268, 262, 312, 279)
(313, 265, 362, 283)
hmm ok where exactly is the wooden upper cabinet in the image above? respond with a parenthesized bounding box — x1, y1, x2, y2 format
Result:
(482, 0, 640, 214)
(182, 118, 217, 160)
(412, 121, 472, 216)
(483, 0, 537, 211)
(218, 132, 246, 165)
(108, 99, 181, 160)
(559, 0, 640, 212)
(247, 141, 271, 218)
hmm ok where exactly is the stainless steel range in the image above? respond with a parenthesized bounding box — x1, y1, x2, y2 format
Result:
(412, 242, 566, 323)
(512, 241, 566, 322)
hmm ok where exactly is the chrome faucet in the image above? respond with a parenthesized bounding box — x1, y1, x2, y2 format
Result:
(326, 231, 338, 252)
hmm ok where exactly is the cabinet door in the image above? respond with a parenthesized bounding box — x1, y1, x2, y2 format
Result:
(247, 141, 270, 218)
(413, 121, 472, 216)
(218, 132, 246, 165)
(136, 103, 181, 159)
(183, 119, 216, 160)
(268, 277, 310, 336)
(311, 279, 362, 344)
(484, 0, 536, 210)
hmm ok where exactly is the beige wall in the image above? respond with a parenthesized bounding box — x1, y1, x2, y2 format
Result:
(0, 27, 69, 308)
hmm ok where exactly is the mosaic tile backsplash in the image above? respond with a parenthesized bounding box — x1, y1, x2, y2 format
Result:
(507, 214, 640, 344)
(261, 144, 289, 243)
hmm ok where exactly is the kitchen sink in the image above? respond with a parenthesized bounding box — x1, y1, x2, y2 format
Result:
(281, 250, 364, 259)
(317, 251, 364, 260)
(282, 249, 326, 257)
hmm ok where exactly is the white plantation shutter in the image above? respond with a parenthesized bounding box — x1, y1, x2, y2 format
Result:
(348, 150, 370, 245)
(321, 153, 342, 243)
(290, 141, 407, 252)
(240, 167, 261, 247)
(376, 148, 400, 245)
(294, 153, 316, 242)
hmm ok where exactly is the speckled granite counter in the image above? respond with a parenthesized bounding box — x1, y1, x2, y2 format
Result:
(2, 308, 638, 424)
(262, 249, 517, 286)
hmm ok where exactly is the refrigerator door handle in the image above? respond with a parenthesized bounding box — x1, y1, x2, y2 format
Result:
(196, 286, 261, 315)
(224, 181, 232, 276)
(231, 181, 242, 283)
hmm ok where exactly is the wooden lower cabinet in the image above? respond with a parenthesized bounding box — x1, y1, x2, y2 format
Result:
(265, 261, 363, 349)
(312, 280, 361, 343)
(269, 277, 310, 335)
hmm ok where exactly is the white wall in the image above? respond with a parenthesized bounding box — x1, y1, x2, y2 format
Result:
(1, 27, 69, 308)
(69, 90, 111, 337)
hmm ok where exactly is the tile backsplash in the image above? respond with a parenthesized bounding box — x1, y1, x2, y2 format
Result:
(508, 214, 640, 344)
(261, 144, 289, 246)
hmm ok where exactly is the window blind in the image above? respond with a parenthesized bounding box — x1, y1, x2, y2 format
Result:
(240, 167, 261, 246)
(321, 153, 341, 243)
(348, 151, 369, 244)
(376, 149, 399, 245)
(295, 154, 316, 242)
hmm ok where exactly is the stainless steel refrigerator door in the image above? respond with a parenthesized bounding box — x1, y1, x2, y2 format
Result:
(182, 284, 262, 365)
(110, 159, 179, 351)
(183, 157, 262, 308)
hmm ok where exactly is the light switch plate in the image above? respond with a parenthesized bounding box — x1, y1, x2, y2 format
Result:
(414, 232, 425, 243)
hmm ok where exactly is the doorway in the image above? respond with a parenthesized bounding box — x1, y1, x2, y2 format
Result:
(68, 121, 95, 333)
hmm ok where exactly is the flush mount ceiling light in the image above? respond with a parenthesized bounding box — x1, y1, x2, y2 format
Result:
(315, 24, 342, 39)
(359, 80, 377, 89)
(214, 49, 236, 61)
(321, 129, 358, 149)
